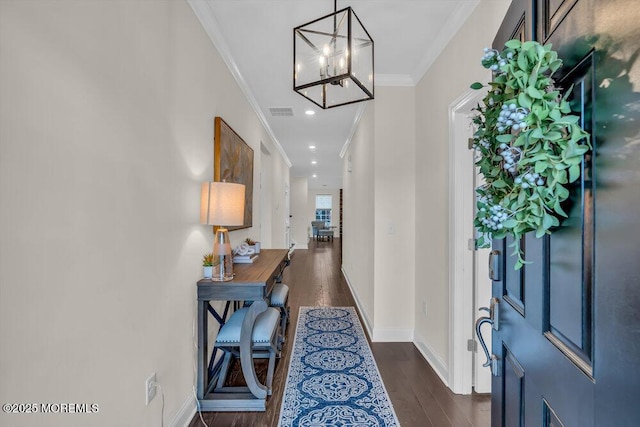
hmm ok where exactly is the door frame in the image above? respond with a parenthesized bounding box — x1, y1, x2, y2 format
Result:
(448, 89, 486, 394)
(260, 141, 272, 247)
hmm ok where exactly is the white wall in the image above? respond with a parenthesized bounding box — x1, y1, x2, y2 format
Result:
(343, 87, 415, 341)
(290, 177, 310, 249)
(373, 87, 415, 341)
(413, 0, 510, 378)
(0, 1, 288, 426)
(342, 88, 415, 341)
(342, 104, 376, 333)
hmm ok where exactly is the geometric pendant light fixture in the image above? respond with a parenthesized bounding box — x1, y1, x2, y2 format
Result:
(293, 0, 374, 109)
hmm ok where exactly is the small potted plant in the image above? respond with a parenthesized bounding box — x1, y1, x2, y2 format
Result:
(245, 238, 260, 254)
(202, 252, 214, 279)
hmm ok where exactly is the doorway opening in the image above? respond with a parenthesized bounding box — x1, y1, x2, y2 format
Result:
(260, 142, 272, 247)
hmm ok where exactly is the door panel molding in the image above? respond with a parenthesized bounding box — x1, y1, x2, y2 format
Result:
(543, 398, 567, 427)
(503, 236, 525, 316)
(493, 0, 532, 47)
(544, 51, 596, 370)
(544, 332, 593, 378)
(539, 0, 580, 42)
(503, 345, 525, 427)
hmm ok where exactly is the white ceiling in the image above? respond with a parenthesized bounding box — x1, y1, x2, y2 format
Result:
(189, 0, 479, 189)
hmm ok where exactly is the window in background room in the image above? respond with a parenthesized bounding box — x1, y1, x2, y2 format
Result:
(315, 195, 332, 225)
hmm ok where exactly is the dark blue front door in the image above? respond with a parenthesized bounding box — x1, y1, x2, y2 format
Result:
(490, 1, 640, 425)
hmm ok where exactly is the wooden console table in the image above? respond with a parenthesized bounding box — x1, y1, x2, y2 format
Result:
(196, 249, 289, 411)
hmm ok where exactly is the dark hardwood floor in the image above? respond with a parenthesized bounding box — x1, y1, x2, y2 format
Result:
(189, 240, 490, 427)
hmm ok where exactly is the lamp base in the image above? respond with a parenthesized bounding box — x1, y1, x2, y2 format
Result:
(211, 228, 234, 281)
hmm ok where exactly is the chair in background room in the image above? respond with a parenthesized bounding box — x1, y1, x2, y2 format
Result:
(311, 220, 334, 241)
(311, 220, 325, 241)
(318, 224, 334, 241)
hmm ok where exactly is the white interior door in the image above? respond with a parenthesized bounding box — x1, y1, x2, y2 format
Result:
(472, 118, 492, 394)
(473, 243, 492, 392)
(284, 183, 290, 249)
(449, 91, 492, 395)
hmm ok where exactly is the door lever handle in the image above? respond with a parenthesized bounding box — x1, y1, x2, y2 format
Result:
(475, 316, 500, 376)
(475, 316, 493, 368)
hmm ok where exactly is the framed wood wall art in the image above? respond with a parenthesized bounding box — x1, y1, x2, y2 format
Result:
(214, 117, 254, 230)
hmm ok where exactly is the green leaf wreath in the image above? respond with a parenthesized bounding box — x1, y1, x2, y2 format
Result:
(471, 40, 590, 269)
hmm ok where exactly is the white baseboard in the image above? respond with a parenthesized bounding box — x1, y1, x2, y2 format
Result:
(372, 328, 414, 342)
(414, 331, 450, 388)
(341, 266, 374, 339)
(168, 394, 196, 427)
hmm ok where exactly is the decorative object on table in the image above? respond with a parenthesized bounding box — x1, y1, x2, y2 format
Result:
(214, 116, 253, 231)
(202, 252, 216, 279)
(278, 307, 399, 427)
(293, 0, 374, 109)
(200, 181, 246, 281)
(470, 40, 590, 269)
(245, 237, 261, 254)
(233, 254, 258, 264)
(233, 242, 255, 256)
(233, 242, 258, 264)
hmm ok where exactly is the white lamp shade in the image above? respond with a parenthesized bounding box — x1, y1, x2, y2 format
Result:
(200, 182, 245, 226)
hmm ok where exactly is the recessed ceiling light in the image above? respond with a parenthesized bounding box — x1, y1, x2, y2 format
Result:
(309, 145, 316, 150)
(312, 174, 317, 178)
(311, 160, 317, 164)
(305, 110, 315, 116)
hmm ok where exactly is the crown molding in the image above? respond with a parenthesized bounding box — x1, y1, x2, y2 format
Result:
(375, 74, 415, 87)
(340, 103, 368, 159)
(187, 0, 292, 168)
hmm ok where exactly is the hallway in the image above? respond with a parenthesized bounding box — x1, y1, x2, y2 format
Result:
(189, 241, 490, 427)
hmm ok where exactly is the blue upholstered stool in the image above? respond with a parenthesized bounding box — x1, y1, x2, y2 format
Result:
(269, 283, 290, 344)
(214, 307, 280, 395)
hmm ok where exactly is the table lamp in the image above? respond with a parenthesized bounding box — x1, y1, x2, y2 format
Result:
(200, 182, 246, 281)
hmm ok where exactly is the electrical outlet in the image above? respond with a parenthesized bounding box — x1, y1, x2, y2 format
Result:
(145, 373, 157, 405)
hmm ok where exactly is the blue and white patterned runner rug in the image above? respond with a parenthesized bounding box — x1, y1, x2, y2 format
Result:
(278, 306, 400, 426)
